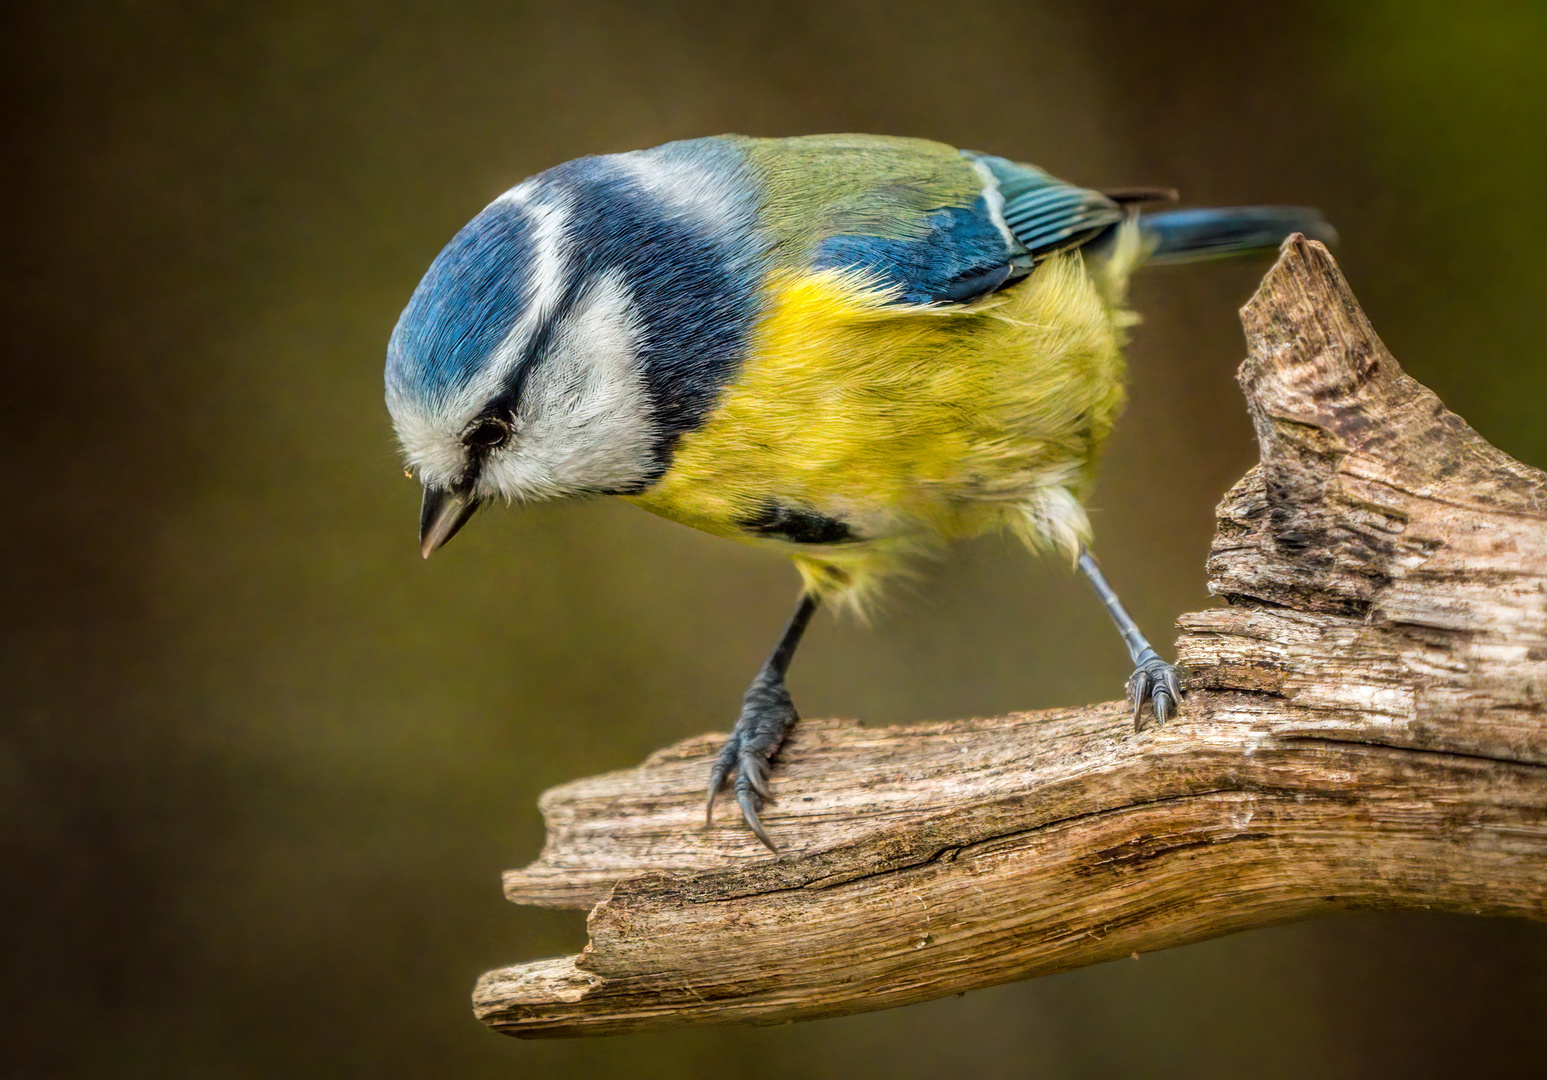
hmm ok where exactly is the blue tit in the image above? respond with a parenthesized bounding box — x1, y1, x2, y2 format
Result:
(384, 134, 1333, 851)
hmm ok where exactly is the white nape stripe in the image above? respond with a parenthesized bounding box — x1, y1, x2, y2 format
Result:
(969, 158, 1020, 251)
(612, 149, 740, 232)
(478, 268, 656, 501)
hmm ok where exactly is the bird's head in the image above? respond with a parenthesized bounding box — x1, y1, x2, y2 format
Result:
(385, 177, 664, 558)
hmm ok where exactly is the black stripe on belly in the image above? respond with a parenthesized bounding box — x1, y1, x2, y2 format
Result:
(739, 503, 855, 545)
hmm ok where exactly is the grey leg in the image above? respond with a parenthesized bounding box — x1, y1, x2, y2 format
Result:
(706, 591, 820, 851)
(1077, 546, 1185, 731)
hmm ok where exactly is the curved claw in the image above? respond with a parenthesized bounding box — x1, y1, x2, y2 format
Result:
(705, 659, 802, 850)
(705, 740, 738, 825)
(737, 788, 778, 853)
(1128, 651, 1186, 733)
(741, 751, 773, 800)
(1128, 669, 1153, 732)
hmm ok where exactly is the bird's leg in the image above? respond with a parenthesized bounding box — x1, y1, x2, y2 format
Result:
(1076, 546, 1185, 732)
(706, 591, 820, 852)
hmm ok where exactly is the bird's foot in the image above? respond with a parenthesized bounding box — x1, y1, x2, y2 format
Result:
(1127, 648, 1185, 733)
(706, 670, 799, 852)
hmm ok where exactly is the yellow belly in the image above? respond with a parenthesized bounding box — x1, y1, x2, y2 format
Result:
(625, 248, 1132, 599)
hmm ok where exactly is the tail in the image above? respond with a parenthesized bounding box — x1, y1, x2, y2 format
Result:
(1135, 207, 1336, 266)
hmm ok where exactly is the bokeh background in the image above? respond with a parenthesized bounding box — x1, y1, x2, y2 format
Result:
(5, 1, 1547, 1076)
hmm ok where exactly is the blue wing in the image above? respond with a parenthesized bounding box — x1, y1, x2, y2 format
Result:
(807, 152, 1123, 307)
(809, 201, 1017, 305)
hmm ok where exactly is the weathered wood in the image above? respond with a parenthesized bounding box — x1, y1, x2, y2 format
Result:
(474, 237, 1547, 1038)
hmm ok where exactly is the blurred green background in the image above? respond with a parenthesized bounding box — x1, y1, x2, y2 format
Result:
(4, 1, 1546, 1076)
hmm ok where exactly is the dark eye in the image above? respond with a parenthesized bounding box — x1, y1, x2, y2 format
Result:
(464, 417, 511, 450)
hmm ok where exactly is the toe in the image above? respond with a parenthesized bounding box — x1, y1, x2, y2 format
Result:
(1127, 656, 1187, 733)
(740, 750, 773, 800)
(738, 788, 778, 852)
(1128, 669, 1152, 731)
(705, 736, 741, 825)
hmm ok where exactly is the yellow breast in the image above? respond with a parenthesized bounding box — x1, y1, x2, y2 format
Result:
(625, 248, 1133, 598)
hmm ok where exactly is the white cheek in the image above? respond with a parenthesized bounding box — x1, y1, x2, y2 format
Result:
(479, 270, 656, 500)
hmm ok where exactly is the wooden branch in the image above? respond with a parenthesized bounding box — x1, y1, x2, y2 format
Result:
(473, 237, 1547, 1039)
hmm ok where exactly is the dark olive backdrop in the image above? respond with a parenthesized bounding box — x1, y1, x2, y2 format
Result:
(4, 2, 1546, 1077)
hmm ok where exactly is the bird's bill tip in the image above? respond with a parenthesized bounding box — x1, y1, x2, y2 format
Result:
(418, 484, 480, 558)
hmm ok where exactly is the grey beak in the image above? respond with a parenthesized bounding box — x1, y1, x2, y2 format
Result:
(419, 484, 481, 559)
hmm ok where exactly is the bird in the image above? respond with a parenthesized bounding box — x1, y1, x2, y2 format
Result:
(384, 133, 1333, 852)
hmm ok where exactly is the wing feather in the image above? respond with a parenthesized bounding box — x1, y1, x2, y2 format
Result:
(968, 152, 1125, 260)
(745, 137, 1124, 307)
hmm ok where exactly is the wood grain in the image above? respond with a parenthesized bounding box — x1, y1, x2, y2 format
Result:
(474, 237, 1547, 1038)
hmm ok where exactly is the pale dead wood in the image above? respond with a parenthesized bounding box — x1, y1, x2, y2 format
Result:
(474, 237, 1547, 1039)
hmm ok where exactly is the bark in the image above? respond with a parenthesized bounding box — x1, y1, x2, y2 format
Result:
(473, 237, 1547, 1039)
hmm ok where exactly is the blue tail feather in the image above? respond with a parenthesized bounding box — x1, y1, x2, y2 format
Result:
(1136, 206, 1336, 265)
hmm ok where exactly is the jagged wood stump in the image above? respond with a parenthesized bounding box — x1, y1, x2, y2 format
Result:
(474, 237, 1547, 1038)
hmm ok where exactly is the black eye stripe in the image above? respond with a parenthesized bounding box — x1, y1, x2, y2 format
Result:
(466, 268, 588, 447)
